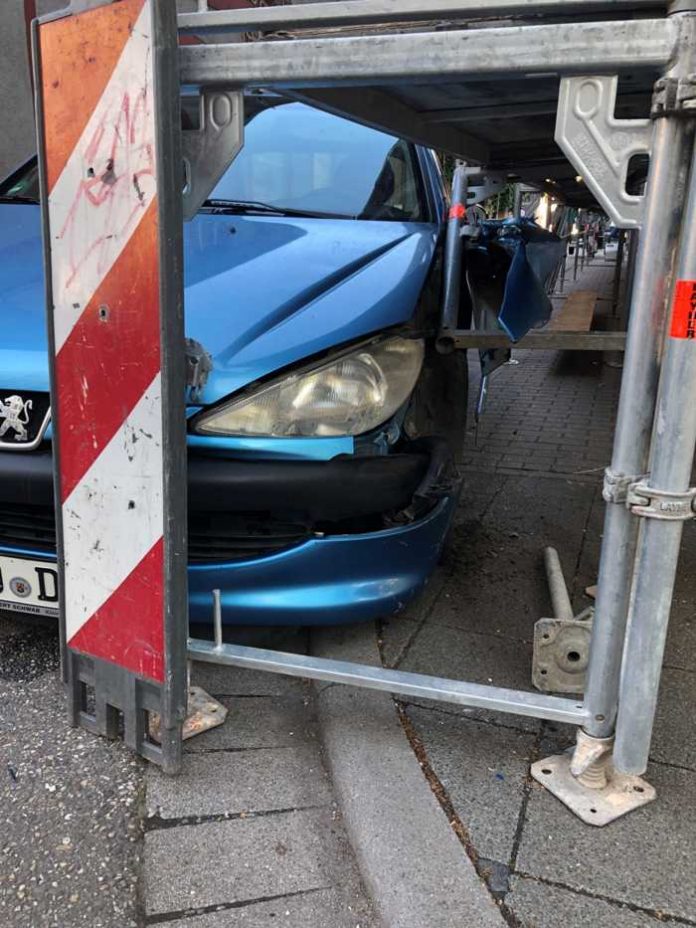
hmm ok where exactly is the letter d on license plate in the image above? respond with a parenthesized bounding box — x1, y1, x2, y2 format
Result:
(0, 554, 59, 618)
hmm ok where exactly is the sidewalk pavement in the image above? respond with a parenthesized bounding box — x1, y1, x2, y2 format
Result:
(379, 250, 696, 926)
(0, 621, 377, 928)
(144, 632, 376, 927)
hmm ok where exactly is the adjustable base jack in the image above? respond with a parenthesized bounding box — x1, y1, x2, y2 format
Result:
(532, 730, 655, 826)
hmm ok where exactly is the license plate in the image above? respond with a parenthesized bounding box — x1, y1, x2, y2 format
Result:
(0, 554, 59, 618)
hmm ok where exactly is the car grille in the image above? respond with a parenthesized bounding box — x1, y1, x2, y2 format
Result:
(0, 503, 311, 563)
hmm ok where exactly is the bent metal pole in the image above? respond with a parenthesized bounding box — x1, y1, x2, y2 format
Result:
(580, 10, 696, 742)
(614, 140, 696, 776)
(440, 162, 468, 332)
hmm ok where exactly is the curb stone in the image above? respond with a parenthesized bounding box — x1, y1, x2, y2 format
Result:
(311, 623, 507, 928)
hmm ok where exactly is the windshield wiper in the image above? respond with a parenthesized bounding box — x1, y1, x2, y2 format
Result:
(200, 198, 353, 220)
(0, 194, 39, 205)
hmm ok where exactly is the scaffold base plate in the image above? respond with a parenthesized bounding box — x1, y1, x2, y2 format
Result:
(531, 753, 656, 826)
(149, 686, 227, 744)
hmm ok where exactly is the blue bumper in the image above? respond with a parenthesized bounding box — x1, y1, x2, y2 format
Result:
(189, 497, 455, 626)
(0, 437, 458, 626)
(0, 498, 455, 627)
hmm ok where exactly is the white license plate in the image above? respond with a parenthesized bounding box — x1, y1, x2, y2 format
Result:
(0, 554, 59, 618)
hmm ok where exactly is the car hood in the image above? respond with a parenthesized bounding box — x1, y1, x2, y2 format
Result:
(0, 204, 437, 403)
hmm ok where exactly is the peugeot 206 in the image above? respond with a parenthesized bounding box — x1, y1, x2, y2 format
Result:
(0, 99, 468, 626)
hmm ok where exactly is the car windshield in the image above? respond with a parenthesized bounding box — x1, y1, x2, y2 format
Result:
(0, 103, 426, 221)
(0, 161, 40, 202)
(209, 102, 426, 222)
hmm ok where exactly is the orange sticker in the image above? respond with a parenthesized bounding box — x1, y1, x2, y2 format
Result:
(670, 280, 696, 340)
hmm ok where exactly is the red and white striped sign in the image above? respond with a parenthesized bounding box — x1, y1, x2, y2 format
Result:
(39, 0, 169, 682)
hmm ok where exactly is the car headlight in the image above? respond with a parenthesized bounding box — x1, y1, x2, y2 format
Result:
(194, 336, 425, 438)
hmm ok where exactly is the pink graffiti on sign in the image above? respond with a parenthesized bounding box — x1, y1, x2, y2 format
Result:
(58, 69, 155, 292)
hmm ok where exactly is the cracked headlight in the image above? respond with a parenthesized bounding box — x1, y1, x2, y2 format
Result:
(194, 336, 425, 438)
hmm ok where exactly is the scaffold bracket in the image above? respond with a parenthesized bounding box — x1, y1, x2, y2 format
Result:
(626, 482, 696, 520)
(556, 75, 652, 229)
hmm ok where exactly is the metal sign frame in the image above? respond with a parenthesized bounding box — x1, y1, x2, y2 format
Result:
(33, 0, 187, 773)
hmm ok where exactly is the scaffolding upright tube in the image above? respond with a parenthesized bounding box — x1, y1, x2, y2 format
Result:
(581, 14, 696, 741)
(614, 139, 696, 775)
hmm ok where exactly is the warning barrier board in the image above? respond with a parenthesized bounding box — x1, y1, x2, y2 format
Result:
(33, 0, 187, 771)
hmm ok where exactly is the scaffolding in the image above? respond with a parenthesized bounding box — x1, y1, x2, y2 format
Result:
(33, 0, 696, 825)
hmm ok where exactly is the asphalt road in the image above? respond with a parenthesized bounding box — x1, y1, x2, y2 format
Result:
(0, 612, 143, 928)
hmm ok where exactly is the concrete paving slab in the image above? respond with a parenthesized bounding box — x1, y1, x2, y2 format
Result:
(407, 705, 536, 863)
(510, 473, 591, 537)
(665, 603, 696, 673)
(313, 625, 507, 928)
(403, 561, 453, 624)
(568, 483, 604, 608)
(158, 888, 368, 928)
(190, 663, 308, 698)
(430, 477, 594, 641)
(147, 745, 331, 820)
(517, 762, 696, 921)
(377, 562, 453, 669)
(507, 876, 662, 927)
(398, 623, 539, 732)
(651, 667, 696, 771)
(379, 616, 420, 669)
(189, 628, 310, 697)
(430, 542, 543, 643)
(144, 809, 337, 917)
(184, 695, 315, 753)
(451, 472, 510, 524)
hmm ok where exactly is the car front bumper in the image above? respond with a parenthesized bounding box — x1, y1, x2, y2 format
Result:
(0, 442, 458, 625)
(188, 496, 455, 625)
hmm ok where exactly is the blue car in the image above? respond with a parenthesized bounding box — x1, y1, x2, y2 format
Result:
(0, 100, 467, 626)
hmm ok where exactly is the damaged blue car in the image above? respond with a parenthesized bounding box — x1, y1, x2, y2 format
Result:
(0, 100, 470, 626)
(0, 102, 564, 628)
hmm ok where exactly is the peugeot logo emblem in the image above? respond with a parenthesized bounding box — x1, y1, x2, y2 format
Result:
(0, 395, 33, 443)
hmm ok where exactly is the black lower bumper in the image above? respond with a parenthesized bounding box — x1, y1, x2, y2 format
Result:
(0, 442, 458, 562)
(0, 447, 434, 522)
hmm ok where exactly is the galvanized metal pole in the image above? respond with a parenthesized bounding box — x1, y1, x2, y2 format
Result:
(581, 15, 696, 741)
(611, 229, 626, 316)
(544, 547, 574, 621)
(573, 232, 580, 280)
(624, 229, 640, 314)
(614, 141, 696, 775)
(179, 0, 671, 35)
(441, 162, 468, 332)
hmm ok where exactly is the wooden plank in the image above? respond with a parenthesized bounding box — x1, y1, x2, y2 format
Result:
(546, 290, 598, 331)
(441, 330, 625, 351)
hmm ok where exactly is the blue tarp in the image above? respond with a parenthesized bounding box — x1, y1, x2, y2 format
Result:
(465, 217, 564, 377)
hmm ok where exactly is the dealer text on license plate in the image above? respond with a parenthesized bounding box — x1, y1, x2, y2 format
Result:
(0, 554, 59, 618)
